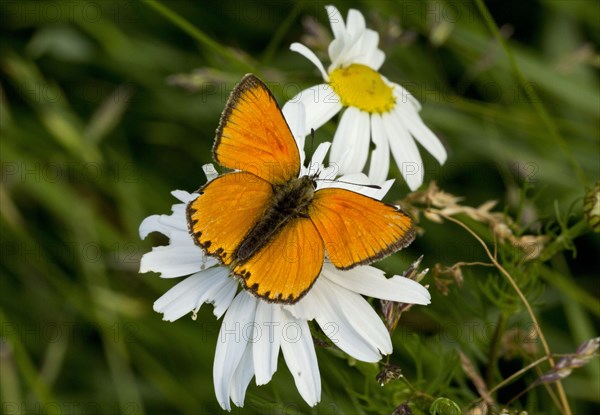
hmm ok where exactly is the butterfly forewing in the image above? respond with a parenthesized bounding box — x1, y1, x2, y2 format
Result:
(308, 188, 415, 269)
(214, 74, 301, 185)
(187, 172, 273, 265)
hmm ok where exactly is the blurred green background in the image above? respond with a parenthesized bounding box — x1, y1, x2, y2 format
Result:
(1, 0, 598, 414)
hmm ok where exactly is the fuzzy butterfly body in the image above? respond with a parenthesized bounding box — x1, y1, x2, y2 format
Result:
(187, 74, 415, 304)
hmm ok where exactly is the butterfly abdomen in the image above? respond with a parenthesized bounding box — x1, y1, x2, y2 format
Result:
(233, 176, 315, 264)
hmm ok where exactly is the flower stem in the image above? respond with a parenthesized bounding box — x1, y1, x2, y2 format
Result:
(485, 313, 506, 389)
(488, 355, 548, 395)
(434, 211, 571, 415)
(538, 218, 589, 262)
(400, 375, 435, 402)
(142, 0, 255, 72)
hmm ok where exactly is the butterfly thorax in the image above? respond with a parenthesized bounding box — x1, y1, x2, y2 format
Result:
(233, 175, 315, 264)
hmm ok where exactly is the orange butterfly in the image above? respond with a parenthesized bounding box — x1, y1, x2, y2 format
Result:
(187, 74, 415, 304)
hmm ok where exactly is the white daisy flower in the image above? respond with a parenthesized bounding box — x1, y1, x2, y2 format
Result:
(283, 5, 447, 191)
(139, 104, 431, 410)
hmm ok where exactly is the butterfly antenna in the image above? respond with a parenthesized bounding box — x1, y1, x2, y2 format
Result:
(314, 178, 382, 189)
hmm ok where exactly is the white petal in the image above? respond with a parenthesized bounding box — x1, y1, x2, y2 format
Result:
(317, 171, 392, 199)
(310, 277, 388, 361)
(392, 83, 422, 112)
(353, 29, 386, 70)
(290, 42, 328, 81)
(202, 164, 219, 183)
(368, 49, 386, 71)
(211, 275, 239, 319)
(153, 267, 234, 322)
(284, 288, 320, 320)
(281, 102, 301, 138)
(328, 38, 346, 69)
(253, 302, 281, 385)
(322, 263, 431, 305)
(336, 172, 371, 185)
(170, 190, 197, 204)
(139, 194, 195, 242)
(383, 111, 424, 191)
(139, 213, 185, 240)
(283, 84, 342, 135)
(325, 5, 349, 68)
(330, 107, 370, 174)
(229, 342, 255, 407)
(280, 311, 321, 406)
(328, 110, 353, 171)
(346, 9, 366, 38)
(321, 172, 371, 191)
(214, 292, 258, 411)
(352, 30, 380, 67)
(302, 142, 332, 177)
(324, 7, 386, 71)
(395, 105, 447, 165)
(345, 111, 371, 172)
(376, 179, 395, 199)
(311, 142, 331, 167)
(282, 101, 307, 166)
(153, 274, 206, 321)
(368, 113, 390, 184)
(138, 190, 215, 279)
(330, 281, 393, 357)
(337, 173, 394, 200)
(140, 244, 217, 278)
(326, 5, 346, 40)
(330, 10, 368, 68)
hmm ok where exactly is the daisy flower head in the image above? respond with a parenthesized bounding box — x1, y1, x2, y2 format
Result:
(283, 5, 447, 191)
(139, 105, 431, 410)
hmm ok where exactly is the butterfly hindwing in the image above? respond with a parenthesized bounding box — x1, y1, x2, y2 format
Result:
(233, 217, 324, 303)
(187, 171, 273, 265)
(308, 188, 415, 269)
(214, 74, 301, 185)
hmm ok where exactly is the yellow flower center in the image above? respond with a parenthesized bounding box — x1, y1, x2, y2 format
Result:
(329, 64, 395, 113)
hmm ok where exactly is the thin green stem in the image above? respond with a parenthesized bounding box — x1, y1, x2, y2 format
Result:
(261, 2, 303, 65)
(485, 313, 506, 388)
(481, 355, 560, 412)
(488, 356, 548, 395)
(474, 0, 587, 188)
(538, 218, 589, 262)
(400, 375, 420, 394)
(400, 375, 435, 402)
(142, 0, 255, 72)
(454, 261, 494, 268)
(533, 353, 564, 411)
(434, 211, 571, 415)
